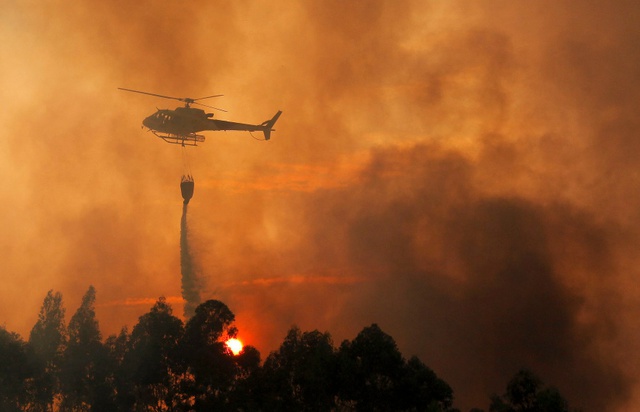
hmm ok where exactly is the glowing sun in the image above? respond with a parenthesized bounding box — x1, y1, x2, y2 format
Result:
(226, 338, 243, 355)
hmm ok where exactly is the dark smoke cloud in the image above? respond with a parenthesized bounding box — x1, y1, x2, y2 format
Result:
(219, 143, 631, 411)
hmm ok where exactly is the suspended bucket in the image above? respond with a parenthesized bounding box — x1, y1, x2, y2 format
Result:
(180, 175, 194, 205)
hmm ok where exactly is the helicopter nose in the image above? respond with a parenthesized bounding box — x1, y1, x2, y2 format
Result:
(142, 115, 153, 129)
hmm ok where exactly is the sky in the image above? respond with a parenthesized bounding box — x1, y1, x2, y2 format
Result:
(2, 1, 640, 410)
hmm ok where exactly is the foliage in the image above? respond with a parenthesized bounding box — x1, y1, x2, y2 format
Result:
(180, 299, 239, 409)
(489, 369, 570, 412)
(257, 323, 457, 411)
(0, 327, 31, 411)
(399, 356, 454, 411)
(123, 296, 185, 410)
(335, 324, 455, 412)
(0, 288, 578, 411)
(261, 327, 337, 410)
(59, 285, 112, 411)
(336, 323, 405, 410)
(29, 290, 67, 366)
(29, 289, 67, 410)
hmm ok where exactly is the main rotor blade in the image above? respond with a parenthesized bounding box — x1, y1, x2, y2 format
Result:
(118, 88, 183, 102)
(119, 88, 225, 109)
(194, 94, 224, 101)
(194, 101, 228, 112)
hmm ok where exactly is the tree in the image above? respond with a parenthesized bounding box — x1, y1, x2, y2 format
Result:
(29, 289, 67, 410)
(0, 327, 32, 411)
(261, 327, 337, 411)
(123, 297, 185, 411)
(180, 299, 239, 409)
(399, 356, 454, 411)
(30, 290, 67, 367)
(337, 324, 406, 411)
(227, 345, 262, 411)
(183, 299, 237, 346)
(535, 387, 571, 412)
(104, 327, 133, 411)
(60, 286, 113, 411)
(489, 369, 570, 412)
(12, 287, 463, 411)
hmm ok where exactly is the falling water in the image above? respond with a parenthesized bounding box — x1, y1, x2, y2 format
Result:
(180, 202, 201, 318)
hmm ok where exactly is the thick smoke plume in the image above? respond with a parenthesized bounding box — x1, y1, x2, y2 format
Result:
(3, 1, 640, 411)
(180, 203, 201, 319)
(217, 142, 632, 411)
(314, 144, 629, 411)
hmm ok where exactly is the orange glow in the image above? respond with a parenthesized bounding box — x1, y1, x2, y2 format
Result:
(226, 338, 243, 355)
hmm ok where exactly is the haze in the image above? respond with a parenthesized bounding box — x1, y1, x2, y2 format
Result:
(2, 1, 639, 410)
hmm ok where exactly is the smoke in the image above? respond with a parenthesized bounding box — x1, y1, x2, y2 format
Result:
(3, 1, 640, 411)
(180, 203, 201, 319)
(324, 144, 630, 411)
(217, 142, 632, 411)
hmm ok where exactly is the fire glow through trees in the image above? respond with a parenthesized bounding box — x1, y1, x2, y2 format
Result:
(226, 338, 243, 356)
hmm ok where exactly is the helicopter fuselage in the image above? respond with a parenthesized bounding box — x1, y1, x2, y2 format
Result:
(142, 107, 214, 136)
(142, 105, 281, 137)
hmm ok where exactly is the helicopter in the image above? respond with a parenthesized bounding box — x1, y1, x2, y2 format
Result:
(119, 88, 282, 146)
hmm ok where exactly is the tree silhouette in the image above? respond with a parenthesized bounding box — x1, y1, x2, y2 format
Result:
(258, 323, 457, 411)
(261, 327, 337, 410)
(122, 297, 186, 410)
(228, 344, 262, 410)
(337, 323, 406, 411)
(399, 356, 454, 411)
(1, 285, 581, 411)
(337, 323, 456, 411)
(29, 289, 67, 410)
(0, 327, 32, 412)
(59, 286, 113, 411)
(180, 299, 239, 409)
(104, 327, 132, 411)
(489, 369, 570, 412)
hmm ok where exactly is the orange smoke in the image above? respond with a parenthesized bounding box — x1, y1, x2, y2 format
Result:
(2, 2, 640, 411)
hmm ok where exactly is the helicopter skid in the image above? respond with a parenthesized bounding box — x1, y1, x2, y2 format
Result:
(152, 131, 205, 146)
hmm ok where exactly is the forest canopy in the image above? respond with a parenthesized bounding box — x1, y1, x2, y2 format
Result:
(0, 287, 573, 411)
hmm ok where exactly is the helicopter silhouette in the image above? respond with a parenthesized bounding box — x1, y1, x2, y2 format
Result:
(119, 88, 282, 146)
